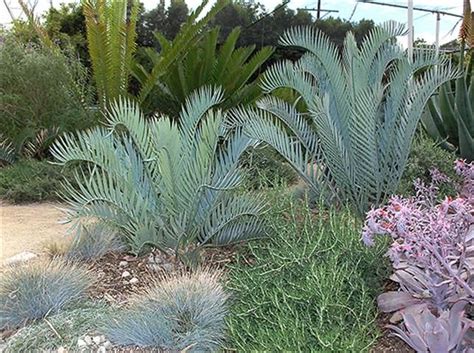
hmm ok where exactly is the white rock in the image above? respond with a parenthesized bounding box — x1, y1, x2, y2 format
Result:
(4, 251, 37, 266)
(77, 339, 87, 348)
(57, 346, 67, 353)
(161, 263, 174, 272)
(83, 335, 93, 345)
(103, 341, 112, 349)
(97, 347, 106, 353)
(148, 254, 155, 263)
(92, 335, 103, 345)
(129, 277, 139, 285)
(119, 260, 128, 267)
(121, 271, 131, 278)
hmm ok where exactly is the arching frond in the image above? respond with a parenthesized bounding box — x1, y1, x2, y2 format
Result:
(53, 88, 266, 259)
(233, 23, 460, 214)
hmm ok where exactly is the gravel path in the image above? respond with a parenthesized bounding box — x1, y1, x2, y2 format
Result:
(0, 201, 69, 263)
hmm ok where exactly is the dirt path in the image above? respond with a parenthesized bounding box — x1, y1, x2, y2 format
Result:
(0, 201, 70, 263)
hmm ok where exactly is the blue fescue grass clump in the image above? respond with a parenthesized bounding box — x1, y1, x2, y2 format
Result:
(104, 271, 229, 351)
(64, 223, 126, 261)
(0, 259, 92, 330)
(5, 301, 111, 352)
(225, 192, 390, 351)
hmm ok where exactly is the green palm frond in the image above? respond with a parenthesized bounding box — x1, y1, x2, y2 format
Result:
(83, 0, 139, 111)
(232, 22, 461, 214)
(135, 0, 230, 108)
(51, 87, 266, 259)
(145, 25, 273, 115)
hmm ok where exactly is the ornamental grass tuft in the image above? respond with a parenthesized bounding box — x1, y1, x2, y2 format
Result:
(0, 259, 92, 330)
(104, 270, 229, 351)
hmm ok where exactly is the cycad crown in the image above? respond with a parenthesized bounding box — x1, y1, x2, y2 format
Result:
(231, 22, 461, 214)
(51, 87, 266, 256)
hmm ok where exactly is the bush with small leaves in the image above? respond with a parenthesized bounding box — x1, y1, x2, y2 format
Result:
(104, 270, 229, 351)
(0, 259, 92, 330)
(398, 135, 459, 198)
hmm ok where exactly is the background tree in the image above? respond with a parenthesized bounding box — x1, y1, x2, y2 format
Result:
(44, 3, 88, 64)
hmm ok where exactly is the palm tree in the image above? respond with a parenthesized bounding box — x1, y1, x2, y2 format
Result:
(83, 0, 139, 111)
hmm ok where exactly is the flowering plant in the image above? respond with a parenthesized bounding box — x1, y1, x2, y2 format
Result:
(362, 160, 474, 351)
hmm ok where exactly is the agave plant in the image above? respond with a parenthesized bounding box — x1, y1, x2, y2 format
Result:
(147, 27, 273, 116)
(0, 128, 61, 164)
(51, 87, 266, 260)
(386, 301, 473, 353)
(423, 0, 474, 162)
(83, 0, 139, 111)
(231, 22, 461, 214)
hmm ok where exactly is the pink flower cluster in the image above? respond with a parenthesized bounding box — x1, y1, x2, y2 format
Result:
(362, 160, 474, 298)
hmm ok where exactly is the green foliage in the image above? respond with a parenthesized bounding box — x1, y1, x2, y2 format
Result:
(0, 159, 76, 203)
(0, 37, 94, 161)
(398, 135, 459, 198)
(136, 0, 187, 48)
(231, 23, 461, 214)
(104, 271, 228, 351)
(423, 54, 474, 161)
(242, 145, 298, 189)
(65, 223, 125, 260)
(225, 194, 388, 351)
(5, 301, 111, 352)
(134, 0, 229, 110)
(44, 3, 88, 63)
(83, 0, 139, 111)
(147, 27, 273, 115)
(0, 259, 92, 330)
(211, 2, 374, 58)
(51, 88, 266, 260)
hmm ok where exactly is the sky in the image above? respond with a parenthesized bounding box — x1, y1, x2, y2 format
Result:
(0, 0, 465, 47)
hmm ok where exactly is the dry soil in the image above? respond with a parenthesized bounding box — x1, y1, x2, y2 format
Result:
(0, 201, 69, 264)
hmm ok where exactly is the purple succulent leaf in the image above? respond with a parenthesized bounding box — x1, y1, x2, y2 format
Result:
(377, 291, 423, 313)
(424, 319, 450, 353)
(386, 324, 429, 353)
(392, 268, 430, 296)
(447, 301, 467, 349)
(402, 307, 430, 341)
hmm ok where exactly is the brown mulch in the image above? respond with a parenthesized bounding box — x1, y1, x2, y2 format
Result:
(371, 280, 414, 353)
(371, 313, 414, 353)
(86, 246, 241, 305)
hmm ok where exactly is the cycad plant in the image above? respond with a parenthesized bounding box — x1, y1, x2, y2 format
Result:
(231, 22, 460, 214)
(134, 0, 229, 109)
(147, 27, 273, 115)
(51, 87, 266, 262)
(83, 0, 139, 111)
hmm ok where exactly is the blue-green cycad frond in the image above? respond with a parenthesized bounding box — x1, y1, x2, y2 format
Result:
(233, 23, 461, 214)
(52, 87, 266, 257)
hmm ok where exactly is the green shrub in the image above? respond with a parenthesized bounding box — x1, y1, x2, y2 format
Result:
(0, 159, 75, 203)
(0, 259, 92, 330)
(242, 145, 298, 189)
(5, 301, 111, 352)
(398, 135, 459, 198)
(225, 193, 389, 351)
(0, 37, 95, 159)
(104, 271, 229, 351)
